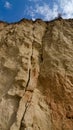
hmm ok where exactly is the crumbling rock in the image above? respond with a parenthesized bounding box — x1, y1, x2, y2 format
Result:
(0, 18, 73, 130)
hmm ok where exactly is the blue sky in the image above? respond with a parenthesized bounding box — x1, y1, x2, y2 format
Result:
(0, 0, 73, 22)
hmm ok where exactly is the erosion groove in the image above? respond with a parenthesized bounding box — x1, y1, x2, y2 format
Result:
(0, 18, 73, 130)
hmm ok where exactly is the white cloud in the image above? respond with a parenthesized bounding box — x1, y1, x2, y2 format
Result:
(58, 0, 73, 18)
(25, 0, 73, 21)
(25, 3, 59, 21)
(36, 3, 59, 20)
(4, 1, 12, 9)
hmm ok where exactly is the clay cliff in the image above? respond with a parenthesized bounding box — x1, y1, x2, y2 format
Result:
(0, 18, 73, 130)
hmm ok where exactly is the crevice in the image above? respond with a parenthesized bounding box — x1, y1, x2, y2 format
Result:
(25, 68, 31, 92)
(19, 90, 33, 130)
(25, 24, 34, 92)
(20, 102, 29, 130)
(40, 23, 48, 63)
(31, 25, 35, 65)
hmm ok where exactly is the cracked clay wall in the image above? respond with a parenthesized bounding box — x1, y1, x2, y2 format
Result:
(0, 18, 73, 130)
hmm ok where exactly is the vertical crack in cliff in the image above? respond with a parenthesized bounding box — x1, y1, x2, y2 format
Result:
(18, 24, 35, 130)
(25, 69, 31, 92)
(40, 23, 48, 63)
(20, 101, 29, 130)
(25, 23, 34, 92)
